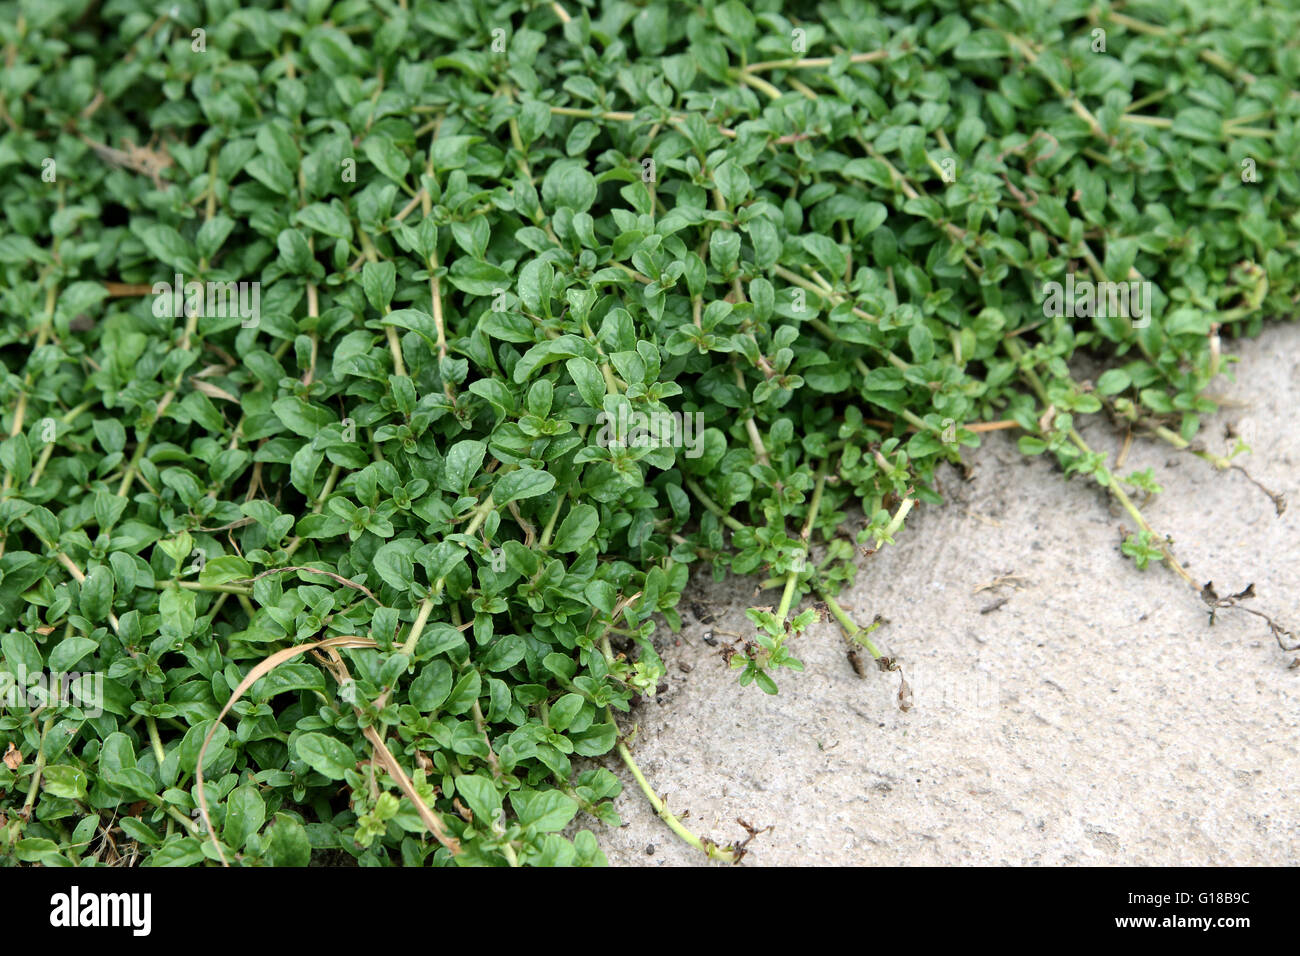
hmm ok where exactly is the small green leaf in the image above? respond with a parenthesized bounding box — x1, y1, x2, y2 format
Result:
(294, 732, 356, 779)
(542, 160, 598, 212)
(296, 203, 354, 240)
(566, 357, 606, 408)
(41, 765, 88, 801)
(442, 440, 487, 494)
(363, 135, 411, 184)
(265, 813, 312, 866)
(552, 504, 598, 552)
(509, 789, 579, 832)
(362, 260, 397, 312)
(454, 773, 501, 826)
(493, 468, 556, 505)
(222, 783, 266, 850)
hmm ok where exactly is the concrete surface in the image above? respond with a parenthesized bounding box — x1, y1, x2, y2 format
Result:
(596, 323, 1300, 866)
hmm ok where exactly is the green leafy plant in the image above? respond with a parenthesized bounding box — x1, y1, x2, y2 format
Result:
(1, 0, 1296, 866)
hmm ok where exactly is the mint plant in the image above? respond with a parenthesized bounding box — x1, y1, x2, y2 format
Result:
(1, 0, 1296, 866)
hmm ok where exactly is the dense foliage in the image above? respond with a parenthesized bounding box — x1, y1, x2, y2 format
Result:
(1, 0, 1296, 866)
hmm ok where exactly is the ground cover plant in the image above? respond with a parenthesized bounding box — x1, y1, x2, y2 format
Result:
(1, 0, 1297, 866)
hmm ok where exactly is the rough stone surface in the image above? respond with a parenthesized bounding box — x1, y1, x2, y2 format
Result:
(595, 324, 1300, 866)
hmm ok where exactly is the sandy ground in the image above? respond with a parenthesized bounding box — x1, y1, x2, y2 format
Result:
(594, 323, 1300, 866)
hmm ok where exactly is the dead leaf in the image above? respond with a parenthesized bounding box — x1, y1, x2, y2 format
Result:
(192, 364, 231, 379)
(82, 135, 174, 190)
(103, 282, 154, 297)
(3, 742, 21, 771)
(897, 675, 913, 712)
(847, 649, 866, 678)
(974, 572, 1029, 594)
(191, 378, 240, 403)
(1038, 403, 1057, 435)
